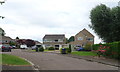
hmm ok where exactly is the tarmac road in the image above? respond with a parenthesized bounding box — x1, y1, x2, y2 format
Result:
(2, 49, 119, 70)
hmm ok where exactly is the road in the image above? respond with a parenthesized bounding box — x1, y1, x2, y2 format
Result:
(2, 49, 118, 70)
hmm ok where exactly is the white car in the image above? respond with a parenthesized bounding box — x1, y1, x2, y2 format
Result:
(20, 45, 27, 49)
(31, 45, 37, 50)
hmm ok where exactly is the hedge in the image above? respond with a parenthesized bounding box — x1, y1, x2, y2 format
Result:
(48, 47, 55, 50)
(92, 41, 120, 59)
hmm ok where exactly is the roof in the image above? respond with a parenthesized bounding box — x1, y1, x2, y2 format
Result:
(2, 36, 13, 41)
(76, 28, 94, 37)
(43, 34, 65, 40)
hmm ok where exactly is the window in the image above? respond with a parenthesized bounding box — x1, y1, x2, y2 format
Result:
(78, 37, 83, 40)
(55, 40, 58, 42)
(87, 38, 93, 41)
(58, 39, 63, 42)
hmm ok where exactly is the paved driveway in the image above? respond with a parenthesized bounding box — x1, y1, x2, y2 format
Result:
(2, 49, 118, 70)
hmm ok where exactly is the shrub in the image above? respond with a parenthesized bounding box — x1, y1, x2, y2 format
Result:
(60, 47, 71, 54)
(39, 46, 44, 52)
(69, 44, 72, 53)
(48, 47, 54, 50)
(92, 41, 120, 59)
(84, 44, 91, 51)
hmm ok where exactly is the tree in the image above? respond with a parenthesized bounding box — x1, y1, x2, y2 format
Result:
(68, 36, 74, 43)
(17, 39, 25, 45)
(9, 41, 16, 46)
(65, 38, 68, 44)
(25, 39, 35, 47)
(90, 4, 120, 43)
(110, 6, 120, 42)
(16, 37, 19, 39)
(0, 27, 5, 36)
(90, 4, 112, 43)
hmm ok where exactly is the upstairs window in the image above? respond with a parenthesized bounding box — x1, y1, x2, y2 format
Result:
(78, 37, 83, 40)
(55, 40, 58, 42)
(87, 38, 93, 41)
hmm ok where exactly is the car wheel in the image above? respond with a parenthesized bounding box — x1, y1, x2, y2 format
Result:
(9, 49, 11, 52)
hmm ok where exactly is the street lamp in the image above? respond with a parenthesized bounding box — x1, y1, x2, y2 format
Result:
(0, 0, 6, 5)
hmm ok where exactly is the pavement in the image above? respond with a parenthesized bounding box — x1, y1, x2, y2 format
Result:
(2, 49, 119, 71)
(45, 50, 120, 67)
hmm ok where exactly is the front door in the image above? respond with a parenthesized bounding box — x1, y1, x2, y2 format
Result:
(55, 45, 59, 50)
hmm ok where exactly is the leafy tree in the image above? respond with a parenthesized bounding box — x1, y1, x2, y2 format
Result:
(90, 4, 112, 43)
(110, 6, 120, 42)
(0, 27, 5, 36)
(25, 39, 35, 47)
(65, 38, 68, 44)
(9, 41, 16, 46)
(68, 36, 74, 43)
(17, 39, 25, 44)
(16, 37, 19, 39)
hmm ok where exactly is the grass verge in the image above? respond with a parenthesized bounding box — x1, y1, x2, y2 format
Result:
(1, 54, 31, 65)
(71, 51, 97, 56)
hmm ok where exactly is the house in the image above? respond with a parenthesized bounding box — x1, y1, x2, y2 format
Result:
(69, 28, 94, 47)
(43, 34, 66, 50)
(0, 36, 13, 45)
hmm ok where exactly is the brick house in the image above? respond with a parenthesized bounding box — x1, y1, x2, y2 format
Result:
(0, 36, 13, 45)
(69, 28, 94, 47)
(43, 34, 66, 50)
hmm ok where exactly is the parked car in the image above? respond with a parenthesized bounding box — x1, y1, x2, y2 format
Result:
(12, 46, 16, 49)
(31, 45, 36, 50)
(1, 44, 12, 52)
(20, 45, 27, 49)
(75, 45, 84, 51)
(76, 47, 84, 51)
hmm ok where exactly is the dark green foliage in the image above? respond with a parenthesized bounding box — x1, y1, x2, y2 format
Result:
(9, 41, 16, 46)
(92, 41, 120, 59)
(68, 36, 74, 43)
(48, 47, 54, 50)
(16, 37, 19, 39)
(69, 44, 72, 53)
(39, 46, 44, 52)
(84, 44, 91, 51)
(110, 6, 120, 42)
(0, 27, 5, 36)
(90, 4, 120, 43)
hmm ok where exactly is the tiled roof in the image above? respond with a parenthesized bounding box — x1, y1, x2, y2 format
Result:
(43, 34, 65, 40)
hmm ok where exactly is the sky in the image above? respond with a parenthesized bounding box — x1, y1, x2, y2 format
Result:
(0, 0, 119, 43)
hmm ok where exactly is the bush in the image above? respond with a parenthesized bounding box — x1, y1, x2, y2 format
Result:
(60, 47, 71, 54)
(84, 44, 92, 51)
(39, 46, 44, 52)
(48, 47, 54, 50)
(92, 41, 120, 59)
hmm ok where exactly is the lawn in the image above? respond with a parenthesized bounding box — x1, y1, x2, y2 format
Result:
(71, 51, 97, 56)
(31, 49, 54, 52)
(1, 54, 31, 65)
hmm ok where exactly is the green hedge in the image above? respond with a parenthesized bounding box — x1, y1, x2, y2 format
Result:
(48, 47, 55, 50)
(92, 41, 120, 59)
(39, 46, 44, 52)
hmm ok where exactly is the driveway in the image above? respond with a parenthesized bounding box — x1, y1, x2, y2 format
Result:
(2, 49, 118, 70)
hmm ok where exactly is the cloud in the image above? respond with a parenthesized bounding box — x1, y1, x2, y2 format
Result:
(0, 0, 119, 43)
